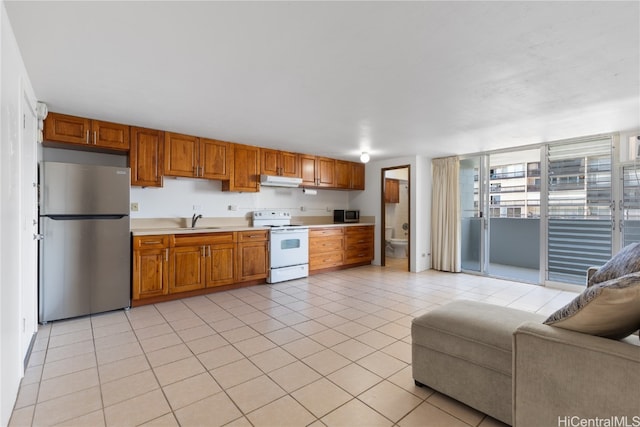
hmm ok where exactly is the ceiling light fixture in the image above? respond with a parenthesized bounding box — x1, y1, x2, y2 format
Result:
(360, 152, 370, 163)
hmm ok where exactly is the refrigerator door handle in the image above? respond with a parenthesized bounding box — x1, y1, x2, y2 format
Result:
(46, 214, 127, 220)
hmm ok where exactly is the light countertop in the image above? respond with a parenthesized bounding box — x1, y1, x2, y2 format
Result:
(131, 222, 375, 236)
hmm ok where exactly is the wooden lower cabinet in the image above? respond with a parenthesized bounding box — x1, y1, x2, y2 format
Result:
(237, 230, 269, 281)
(309, 225, 374, 273)
(170, 232, 237, 294)
(170, 245, 207, 293)
(309, 227, 344, 272)
(344, 226, 374, 265)
(207, 242, 236, 287)
(132, 236, 170, 300)
(133, 225, 373, 304)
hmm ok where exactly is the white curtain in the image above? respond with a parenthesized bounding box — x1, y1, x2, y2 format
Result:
(431, 156, 461, 272)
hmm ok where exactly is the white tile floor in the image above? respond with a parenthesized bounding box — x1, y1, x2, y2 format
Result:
(9, 265, 577, 427)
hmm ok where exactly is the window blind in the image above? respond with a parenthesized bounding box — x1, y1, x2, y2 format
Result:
(547, 138, 613, 284)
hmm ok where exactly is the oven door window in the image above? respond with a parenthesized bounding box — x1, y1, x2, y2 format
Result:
(281, 239, 301, 250)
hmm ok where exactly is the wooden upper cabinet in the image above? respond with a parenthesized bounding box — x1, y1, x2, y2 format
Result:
(261, 148, 300, 177)
(300, 155, 335, 188)
(222, 143, 260, 192)
(200, 138, 231, 180)
(130, 127, 164, 187)
(92, 120, 130, 150)
(300, 154, 318, 187)
(164, 132, 199, 178)
(316, 157, 336, 188)
(164, 133, 231, 180)
(302, 155, 359, 190)
(350, 162, 365, 190)
(44, 112, 129, 151)
(44, 113, 90, 145)
(261, 148, 280, 176)
(279, 151, 300, 177)
(335, 160, 350, 189)
(385, 178, 400, 203)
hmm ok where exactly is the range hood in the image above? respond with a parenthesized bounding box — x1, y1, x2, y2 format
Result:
(260, 174, 303, 188)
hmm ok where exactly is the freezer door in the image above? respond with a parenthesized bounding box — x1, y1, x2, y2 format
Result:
(39, 216, 131, 322)
(41, 162, 130, 215)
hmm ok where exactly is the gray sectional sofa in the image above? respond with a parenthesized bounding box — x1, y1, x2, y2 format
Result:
(411, 300, 640, 426)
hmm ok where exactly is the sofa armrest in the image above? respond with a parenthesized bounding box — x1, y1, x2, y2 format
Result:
(513, 322, 640, 427)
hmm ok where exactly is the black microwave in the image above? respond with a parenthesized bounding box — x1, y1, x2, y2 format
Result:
(334, 209, 360, 223)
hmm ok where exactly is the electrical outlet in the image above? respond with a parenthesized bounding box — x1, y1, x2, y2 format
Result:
(193, 204, 201, 211)
(228, 205, 238, 211)
(326, 206, 331, 212)
(130, 202, 139, 212)
(300, 206, 307, 211)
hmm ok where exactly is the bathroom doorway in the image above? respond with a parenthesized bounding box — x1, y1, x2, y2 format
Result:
(381, 165, 410, 271)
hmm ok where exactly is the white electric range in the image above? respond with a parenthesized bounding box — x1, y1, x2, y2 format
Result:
(253, 211, 309, 284)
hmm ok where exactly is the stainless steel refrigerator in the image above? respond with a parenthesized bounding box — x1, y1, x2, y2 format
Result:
(39, 161, 131, 323)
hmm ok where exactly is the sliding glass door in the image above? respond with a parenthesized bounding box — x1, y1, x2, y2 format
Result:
(460, 157, 484, 272)
(487, 150, 541, 283)
(458, 135, 619, 287)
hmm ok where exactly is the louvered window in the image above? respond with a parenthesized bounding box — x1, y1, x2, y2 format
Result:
(547, 137, 613, 284)
(622, 164, 640, 246)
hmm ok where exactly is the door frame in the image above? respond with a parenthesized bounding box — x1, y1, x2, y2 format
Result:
(380, 165, 411, 271)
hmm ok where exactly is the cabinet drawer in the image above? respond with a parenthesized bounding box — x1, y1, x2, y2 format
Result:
(345, 247, 373, 263)
(309, 227, 343, 238)
(344, 241, 371, 253)
(345, 234, 373, 247)
(345, 226, 373, 235)
(172, 232, 235, 246)
(310, 252, 343, 270)
(237, 230, 269, 242)
(133, 235, 169, 250)
(309, 237, 343, 253)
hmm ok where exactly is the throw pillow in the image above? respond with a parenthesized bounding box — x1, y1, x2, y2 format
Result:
(544, 271, 640, 339)
(588, 242, 640, 286)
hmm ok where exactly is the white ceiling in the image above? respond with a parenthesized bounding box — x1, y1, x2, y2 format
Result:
(5, 1, 640, 162)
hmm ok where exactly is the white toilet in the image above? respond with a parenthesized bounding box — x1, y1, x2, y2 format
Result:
(385, 227, 408, 258)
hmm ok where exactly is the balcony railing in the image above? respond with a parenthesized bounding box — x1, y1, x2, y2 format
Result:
(490, 185, 526, 193)
(490, 171, 526, 180)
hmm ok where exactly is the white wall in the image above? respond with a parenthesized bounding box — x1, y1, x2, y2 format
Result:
(349, 155, 431, 272)
(1, 2, 38, 425)
(131, 178, 350, 220)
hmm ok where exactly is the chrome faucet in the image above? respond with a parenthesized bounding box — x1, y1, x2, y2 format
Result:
(191, 213, 203, 228)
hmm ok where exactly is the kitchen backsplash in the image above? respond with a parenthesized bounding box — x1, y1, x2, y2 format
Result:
(130, 176, 350, 219)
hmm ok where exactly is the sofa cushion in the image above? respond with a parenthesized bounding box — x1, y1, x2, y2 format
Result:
(588, 242, 640, 286)
(544, 272, 640, 339)
(412, 300, 544, 376)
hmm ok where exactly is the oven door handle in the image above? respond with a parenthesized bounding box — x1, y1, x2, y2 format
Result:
(271, 228, 309, 234)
